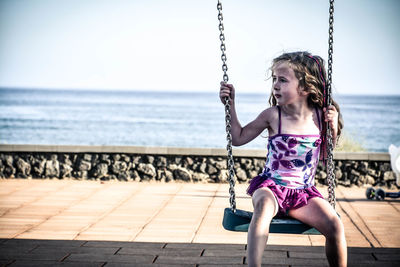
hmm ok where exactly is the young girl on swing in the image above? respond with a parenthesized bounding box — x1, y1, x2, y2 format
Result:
(219, 51, 347, 267)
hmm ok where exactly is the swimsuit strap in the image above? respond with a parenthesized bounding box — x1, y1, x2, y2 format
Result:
(315, 107, 322, 131)
(277, 106, 282, 134)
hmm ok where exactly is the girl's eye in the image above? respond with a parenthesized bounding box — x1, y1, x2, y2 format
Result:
(272, 77, 286, 83)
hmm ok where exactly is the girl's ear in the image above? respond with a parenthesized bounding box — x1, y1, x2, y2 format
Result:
(298, 86, 309, 96)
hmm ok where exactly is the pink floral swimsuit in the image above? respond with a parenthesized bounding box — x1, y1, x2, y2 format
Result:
(247, 106, 324, 216)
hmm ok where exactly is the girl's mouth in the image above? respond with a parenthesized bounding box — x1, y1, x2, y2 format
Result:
(275, 94, 281, 98)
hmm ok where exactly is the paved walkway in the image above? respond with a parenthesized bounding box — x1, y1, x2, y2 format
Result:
(0, 179, 399, 266)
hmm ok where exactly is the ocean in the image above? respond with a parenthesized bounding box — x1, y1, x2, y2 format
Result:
(0, 88, 399, 152)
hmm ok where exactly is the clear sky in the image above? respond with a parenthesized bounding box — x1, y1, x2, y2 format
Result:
(0, 0, 399, 95)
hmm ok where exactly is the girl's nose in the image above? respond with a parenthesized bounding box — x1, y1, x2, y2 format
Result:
(272, 80, 279, 89)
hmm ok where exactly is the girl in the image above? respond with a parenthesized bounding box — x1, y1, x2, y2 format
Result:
(219, 51, 347, 267)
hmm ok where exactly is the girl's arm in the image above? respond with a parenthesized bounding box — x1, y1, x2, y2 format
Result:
(220, 82, 269, 146)
(323, 105, 339, 148)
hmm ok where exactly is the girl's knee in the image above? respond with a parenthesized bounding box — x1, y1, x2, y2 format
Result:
(253, 196, 270, 213)
(252, 189, 277, 216)
(325, 216, 345, 239)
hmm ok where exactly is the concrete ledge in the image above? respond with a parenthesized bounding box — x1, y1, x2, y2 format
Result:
(332, 151, 390, 161)
(0, 144, 268, 158)
(0, 144, 390, 161)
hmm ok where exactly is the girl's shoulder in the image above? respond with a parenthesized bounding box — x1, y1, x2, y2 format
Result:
(311, 106, 324, 130)
(265, 105, 279, 116)
(258, 106, 279, 124)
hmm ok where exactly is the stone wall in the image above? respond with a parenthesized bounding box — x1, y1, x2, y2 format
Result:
(0, 145, 397, 188)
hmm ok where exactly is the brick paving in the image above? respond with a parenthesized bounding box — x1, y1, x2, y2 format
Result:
(0, 179, 399, 266)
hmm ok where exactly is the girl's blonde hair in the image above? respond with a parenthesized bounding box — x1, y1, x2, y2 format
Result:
(268, 51, 343, 139)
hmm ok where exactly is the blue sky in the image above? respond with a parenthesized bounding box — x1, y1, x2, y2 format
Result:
(0, 0, 399, 95)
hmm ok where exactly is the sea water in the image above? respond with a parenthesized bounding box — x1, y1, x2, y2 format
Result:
(0, 88, 399, 152)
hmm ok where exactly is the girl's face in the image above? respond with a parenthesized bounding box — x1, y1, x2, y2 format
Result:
(271, 61, 306, 105)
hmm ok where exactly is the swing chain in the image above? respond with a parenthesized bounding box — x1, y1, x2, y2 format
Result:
(217, 0, 236, 212)
(217, 2, 229, 83)
(326, 0, 336, 209)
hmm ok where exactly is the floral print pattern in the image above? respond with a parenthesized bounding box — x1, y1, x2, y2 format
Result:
(260, 134, 321, 189)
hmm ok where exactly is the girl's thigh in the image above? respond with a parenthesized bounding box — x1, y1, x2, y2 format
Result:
(288, 197, 342, 236)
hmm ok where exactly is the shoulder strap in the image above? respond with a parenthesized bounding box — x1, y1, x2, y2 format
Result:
(277, 106, 281, 134)
(315, 107, 322, 131)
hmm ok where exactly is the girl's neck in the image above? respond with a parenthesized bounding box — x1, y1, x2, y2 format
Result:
(280, 101, 313, 119)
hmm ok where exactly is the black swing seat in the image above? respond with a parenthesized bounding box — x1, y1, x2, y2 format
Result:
(222, 208, 321, 234)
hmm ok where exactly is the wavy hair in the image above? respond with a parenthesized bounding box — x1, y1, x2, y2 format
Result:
(268, 51, 343, 141)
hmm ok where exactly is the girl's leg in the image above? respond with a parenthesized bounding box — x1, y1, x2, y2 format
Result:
(247, 188, 278, 267)
(288, 197, 347, 267)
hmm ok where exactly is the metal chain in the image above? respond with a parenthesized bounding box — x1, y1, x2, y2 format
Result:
(217, 0, 236, 212)
(326, 0, 336, 209)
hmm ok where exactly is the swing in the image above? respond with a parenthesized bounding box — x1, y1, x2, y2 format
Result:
(217, 0, 337, 234)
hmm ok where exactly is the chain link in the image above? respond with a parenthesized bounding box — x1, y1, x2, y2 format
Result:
(326, 0, 336, 209)
(217, 0, 236, 212)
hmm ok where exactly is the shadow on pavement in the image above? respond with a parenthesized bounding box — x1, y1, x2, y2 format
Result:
(1, 239, 399, 267)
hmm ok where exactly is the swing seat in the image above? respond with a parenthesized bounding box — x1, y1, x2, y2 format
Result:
(222, 208, 321, 234)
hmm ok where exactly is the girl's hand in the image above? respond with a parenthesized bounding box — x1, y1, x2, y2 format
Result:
(219, 81, 235, 105)
(323, 105, 339, 139)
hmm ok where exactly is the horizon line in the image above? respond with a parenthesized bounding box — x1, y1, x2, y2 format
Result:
(1, 86, 399, 96)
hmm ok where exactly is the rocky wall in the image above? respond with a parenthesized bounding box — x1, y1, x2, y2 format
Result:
(0, 151, 397, 188)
